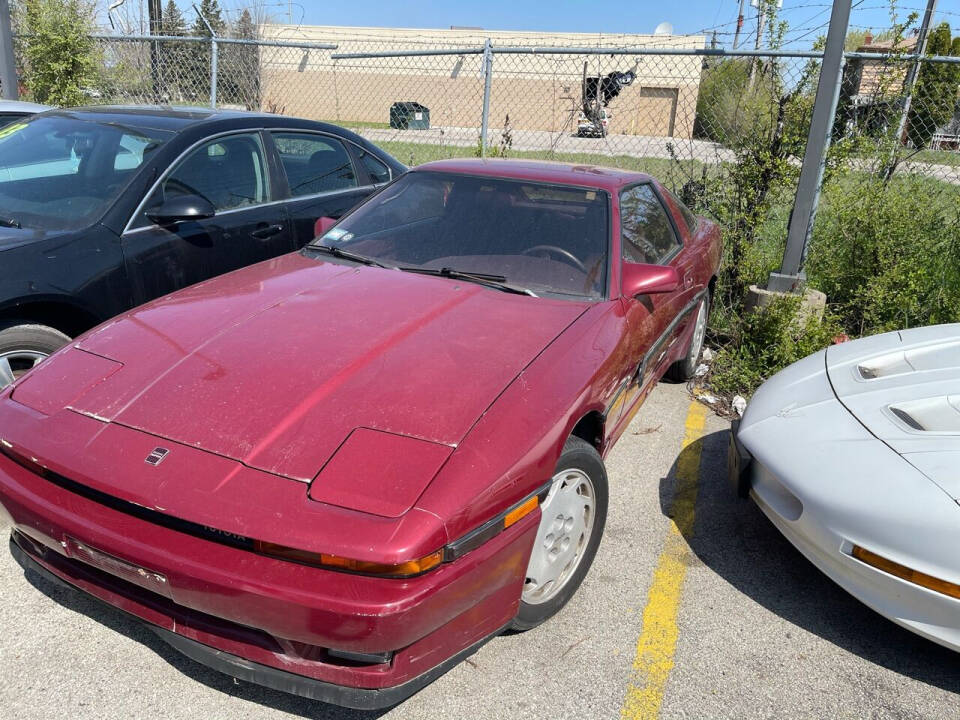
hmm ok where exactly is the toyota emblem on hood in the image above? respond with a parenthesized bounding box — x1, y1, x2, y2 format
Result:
(145, 448, 169, 466)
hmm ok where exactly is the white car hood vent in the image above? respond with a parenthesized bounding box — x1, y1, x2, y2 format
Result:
(826, 325, 960, 501)
(888, 397, 960, 433)
(856, 340, 960, 380)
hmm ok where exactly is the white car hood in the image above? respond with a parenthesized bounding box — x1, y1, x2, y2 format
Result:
(826, 324, 960, 500)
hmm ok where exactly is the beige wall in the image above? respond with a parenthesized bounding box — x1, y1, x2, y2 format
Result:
(258, 25, 705, 139)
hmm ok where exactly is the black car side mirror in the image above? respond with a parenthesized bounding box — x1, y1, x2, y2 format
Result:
(146, 194, 216, 226)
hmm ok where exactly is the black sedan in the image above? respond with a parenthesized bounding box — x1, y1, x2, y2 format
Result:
(0, 106, 405, 387)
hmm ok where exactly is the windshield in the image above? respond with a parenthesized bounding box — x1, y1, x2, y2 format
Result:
(0, 115, 171, 231)
(313, 171, 609, 299)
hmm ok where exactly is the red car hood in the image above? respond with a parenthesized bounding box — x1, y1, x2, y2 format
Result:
(14, 254, 587, 483)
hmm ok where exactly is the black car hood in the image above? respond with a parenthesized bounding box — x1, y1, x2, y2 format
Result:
(0, 226, 66, 252)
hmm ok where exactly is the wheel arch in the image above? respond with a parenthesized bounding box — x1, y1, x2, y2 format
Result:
(0, 298, 101, 339)
(569, 409, 606, 455)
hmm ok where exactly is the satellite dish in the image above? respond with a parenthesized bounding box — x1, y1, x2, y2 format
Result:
(654, 22, 673, 36)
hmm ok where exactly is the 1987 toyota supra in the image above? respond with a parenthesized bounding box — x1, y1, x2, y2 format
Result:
(0, 159, 720, 708)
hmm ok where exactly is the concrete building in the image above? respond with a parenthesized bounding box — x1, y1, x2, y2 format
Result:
(258, 25, 706, 139)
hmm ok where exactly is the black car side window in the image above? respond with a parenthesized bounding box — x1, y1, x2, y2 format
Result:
(272, 132, 358, 197)
(137, 132, 270, 227)
(357, 149, 391, 184)
(620, 184, 681, 265)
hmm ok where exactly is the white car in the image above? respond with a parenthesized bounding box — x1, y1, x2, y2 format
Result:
(0, 100, 50, 129)
(730, 324, 960, 652)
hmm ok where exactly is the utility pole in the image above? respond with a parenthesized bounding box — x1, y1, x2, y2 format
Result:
(768, 0, 852, 293)
(733, 0, 746, 49)
(148, 0, 162, 102)
(892, 0, 938, 152)
(755, 3, 766, 51)
(0, 0, 17, 100)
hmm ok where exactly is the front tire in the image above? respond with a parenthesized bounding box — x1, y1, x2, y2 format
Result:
(0, 323, 71, 389)
(511, 436, 608, 631)
(666, 291, 709, 382)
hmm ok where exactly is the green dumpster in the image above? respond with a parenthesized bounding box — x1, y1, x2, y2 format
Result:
(389, 102, 430, 130)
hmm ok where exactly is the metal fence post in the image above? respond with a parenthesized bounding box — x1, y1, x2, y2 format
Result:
(886, 0, 937, 177)
(192, 3, 218, 108)
(480, 38, 493, 157)
(0, 0, 18, 100)
(210, 37, 218, 108)
(768, 0, 852, 294)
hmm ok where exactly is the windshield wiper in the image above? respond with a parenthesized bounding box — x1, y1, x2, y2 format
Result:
(0, 217, 21, 229)
(399, 266, 537, 297)
(309, 244, 395, 269)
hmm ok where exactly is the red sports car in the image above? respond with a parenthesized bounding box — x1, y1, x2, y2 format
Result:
(0, 159, 720, 708)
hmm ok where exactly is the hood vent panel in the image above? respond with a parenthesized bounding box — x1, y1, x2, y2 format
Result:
(858, 341, 960, 381)
(888, 396, 960, 434)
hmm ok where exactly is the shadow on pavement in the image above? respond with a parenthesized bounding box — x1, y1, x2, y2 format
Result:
(659, 428, 960, 695)
(19, 566, 390, 720)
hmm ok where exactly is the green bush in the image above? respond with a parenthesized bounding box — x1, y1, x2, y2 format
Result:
(693, 59, 781, 147)
(806, 175, 960, 334)
(907, 23, 960, 150)
(709, 297, 844, 396)
(19, 0, 99, 107)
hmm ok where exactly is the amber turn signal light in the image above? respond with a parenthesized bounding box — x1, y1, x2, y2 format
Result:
(254, 540, 443, 578)
(504, 495, 539, 528)
(851, 545, 960, 600)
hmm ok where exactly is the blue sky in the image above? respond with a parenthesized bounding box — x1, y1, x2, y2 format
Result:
(238, 1, 960, 49)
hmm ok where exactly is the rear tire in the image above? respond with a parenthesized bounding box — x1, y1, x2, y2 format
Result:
(0, 323, 71, 388)
(666, 291, 709, 382)
(511, 436, 608, 631)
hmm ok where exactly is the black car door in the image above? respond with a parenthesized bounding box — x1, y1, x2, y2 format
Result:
(268, 131, 387, 246)
(121, 131, 295, 305)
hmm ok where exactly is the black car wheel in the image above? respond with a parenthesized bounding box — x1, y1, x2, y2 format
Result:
(0, 323, 71, 389)
(511, 436, 608, 631)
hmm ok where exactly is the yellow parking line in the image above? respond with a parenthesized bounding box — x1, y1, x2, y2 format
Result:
(620, 400, 709, 720)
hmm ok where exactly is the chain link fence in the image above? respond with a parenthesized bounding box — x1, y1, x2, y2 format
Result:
(11, 31, 960, 203)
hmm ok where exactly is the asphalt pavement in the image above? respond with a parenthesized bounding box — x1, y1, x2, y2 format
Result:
(2, 381, 958, 719)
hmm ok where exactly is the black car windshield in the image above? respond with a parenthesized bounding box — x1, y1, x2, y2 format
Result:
(0, 115, 171, 231)
(312, 171, 609, 299)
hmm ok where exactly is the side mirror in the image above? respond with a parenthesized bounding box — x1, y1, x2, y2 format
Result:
(621, 262, 680, 297)
(314, 216, 338, 238)
(146, 194, 215, 225)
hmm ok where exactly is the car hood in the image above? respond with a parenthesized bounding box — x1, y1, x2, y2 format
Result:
(12, 253, 588, 483)
(0, 226, 66, 252)
(825, 324, 960, 500)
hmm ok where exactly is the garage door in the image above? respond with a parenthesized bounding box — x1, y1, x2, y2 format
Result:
(616, 87, 678, 137)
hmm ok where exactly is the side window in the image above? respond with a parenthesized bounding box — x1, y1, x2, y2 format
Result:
(664, 188, 700, 234)
(357, 148, 391, 184)
(141, 132, 269, 222)
(114, 133, 154, 171)
(620, 184, 681, 265)
(272, 132, 357, 197)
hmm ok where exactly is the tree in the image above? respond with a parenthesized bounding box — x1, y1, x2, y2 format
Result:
(906, 22, 960, 149)
(189, 0, 226, 102)
(159, 0, 189, 101)
(217, 8, 260, 107)
(19, 0, 99, 106)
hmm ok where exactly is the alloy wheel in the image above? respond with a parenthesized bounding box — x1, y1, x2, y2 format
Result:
(0, 350, 47, 389)
(522, 467, 596, 605)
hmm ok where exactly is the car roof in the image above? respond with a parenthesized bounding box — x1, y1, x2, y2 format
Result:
(413, 158, 652, 191)
(36, 105, 281, 133)
(0, 99, 51, 113)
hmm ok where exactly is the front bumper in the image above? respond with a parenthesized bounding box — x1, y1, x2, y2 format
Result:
(10, 536, 506, 710)
(0, 450, 538, 707)
(730, 356, 960, 653)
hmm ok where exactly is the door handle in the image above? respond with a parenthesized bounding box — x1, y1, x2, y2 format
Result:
(251, 224, 283, 240)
